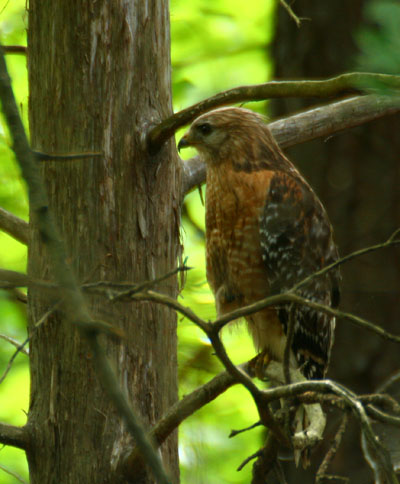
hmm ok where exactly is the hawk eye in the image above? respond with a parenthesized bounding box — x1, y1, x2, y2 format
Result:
(197, 122, 213, 136)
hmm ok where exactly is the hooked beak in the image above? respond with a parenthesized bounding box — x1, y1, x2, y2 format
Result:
(178, 134, 190, 153)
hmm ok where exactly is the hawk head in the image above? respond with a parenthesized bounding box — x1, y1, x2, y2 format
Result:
(178, 107, 289, 171)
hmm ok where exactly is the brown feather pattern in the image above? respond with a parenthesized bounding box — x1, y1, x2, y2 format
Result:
(179, 107, 340, 379)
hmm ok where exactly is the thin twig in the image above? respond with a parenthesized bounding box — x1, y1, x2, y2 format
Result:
(125, 287, 400, 351)
(129, 290, 210, 332)
(360, 394, 400, 415)
(0, 45, 27, 55)
(212, 292, 400, 344)
(229, 421, 261, 438)
(251, 434, 279, 484)
(0, 207, 29, 245)
(298, 391, 400, 415)
(208, 329, 289, 446)
(110, 265, 191, 301)
(256, 379, 397, 482)
(366, 405, 400, 427)
(0, 334, 28, 355)
(0, 302, 58, 385)
(121, 365, 247, 478)
(279, 0, 302, 27)
(316, 414, 349, 483)
(292, 228, 400, 293)
(237, 449, 262, 471)
(376, 370, 400, 394)
(0, 336, 29, 385)
(33, 150, 102, 161)
(316, 475, 349, 483)
(295, 391, 400, 428)
(0, 463, 28, 484)
(6, 288, 27, 304)
(273, 460, 288, 484)
(283, 304, 295, 385)
(148, 73, 400, 151)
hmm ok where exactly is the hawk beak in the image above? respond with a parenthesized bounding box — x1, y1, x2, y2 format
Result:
(178, 136, 190, 153)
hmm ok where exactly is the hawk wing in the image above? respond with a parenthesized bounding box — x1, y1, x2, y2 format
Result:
(259, 171, 340, 379)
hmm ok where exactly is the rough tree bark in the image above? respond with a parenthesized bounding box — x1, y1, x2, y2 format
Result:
(27, 1, 181, 483)
(271, 1, 400, 481)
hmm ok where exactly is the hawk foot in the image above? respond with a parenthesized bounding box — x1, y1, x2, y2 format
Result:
(249, 350, 272, 381)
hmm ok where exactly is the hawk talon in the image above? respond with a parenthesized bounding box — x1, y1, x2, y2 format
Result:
(249, 351, 272, 381)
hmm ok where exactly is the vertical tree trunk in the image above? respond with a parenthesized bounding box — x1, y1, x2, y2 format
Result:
(27, 1, 180, 483)
(271, 1, 400, 481)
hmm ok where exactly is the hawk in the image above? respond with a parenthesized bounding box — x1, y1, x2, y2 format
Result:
(178, 107, 340, 380)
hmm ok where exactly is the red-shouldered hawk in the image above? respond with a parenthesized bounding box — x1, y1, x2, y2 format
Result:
(178, 107, 340, 380)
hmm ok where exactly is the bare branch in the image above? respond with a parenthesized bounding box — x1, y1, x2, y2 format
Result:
(6, 288, 27, 304)
(0, 423, 28, 450)
(278, 0, 302, 27)
(0, 45, 27, 55)
(316, 414, 349, 483)
(0, 463, 28, 484)
(208, 329, 290, 446)
(0, 207, 29, 245)
(148, 73, 400, 151)
(376, 371, 400, 394)
(283, 304, 295, 384)
(119, 232, 400, 347)
(237, 448, 263, 472)
(151, 369, 237, 445)
(107, 264, 190, 300)
(0, 336, 29, 385)
(366, 405, 400, 427)
(360, 394, 400, 415)
(0, 48, 171, 484)
(0, 269, 30, 288)
(128, 288, 289, 445)
(33, 150, 102, 162)
(0, 334, 29, 355)
(128, 290, 210, 333)
(0, 303, 58, 387)
(210, 290, 400, 345)
(292, 228, 400, 293)
(251, 434, 279, 483)
(121, 368, 238, 477)
(299, 392, 400, 417)
(257, 379, 398, 482)
(229, 421, 261, 438)
(182, 94, 400, 194)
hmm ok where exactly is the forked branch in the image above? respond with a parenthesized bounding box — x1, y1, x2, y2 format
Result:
(148, 73, 400, 151)
(182, 94, 400, 194)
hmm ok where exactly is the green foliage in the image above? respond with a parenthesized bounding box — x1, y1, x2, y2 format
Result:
(170, 0, 275, 107)
(356, 0, 400, 74)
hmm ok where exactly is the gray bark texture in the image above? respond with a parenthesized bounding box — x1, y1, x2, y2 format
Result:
(27, 1, 181, 483)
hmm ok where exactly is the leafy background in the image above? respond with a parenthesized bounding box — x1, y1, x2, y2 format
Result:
(0, 0, 398, 482)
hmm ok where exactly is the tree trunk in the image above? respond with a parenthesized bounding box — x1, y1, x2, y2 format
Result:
(270, 1, 400, 482)
(27, 1, 181, 483)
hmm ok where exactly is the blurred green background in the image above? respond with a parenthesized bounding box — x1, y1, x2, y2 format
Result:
(0, 0, 398, 482)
